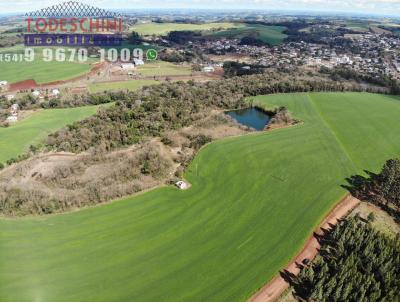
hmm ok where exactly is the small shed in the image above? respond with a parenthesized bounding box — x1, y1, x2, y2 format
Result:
(175, 180, 189, 190)
(32, 90, 41, 98)
(202, 66, 215, 73)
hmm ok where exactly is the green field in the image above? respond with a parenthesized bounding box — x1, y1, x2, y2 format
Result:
(0, 105, 105, 163)
(136, 61, 192, 77)
(0, 46, 95, 84)
(89, 80, 158, 93)
(211, 24, 288, 45)
(343, 21, 371, 32)
(1, 92, 400, 302)
(131, 22, 240, 36)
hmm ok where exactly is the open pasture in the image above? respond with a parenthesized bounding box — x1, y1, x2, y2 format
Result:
(0, 104, 106, 163)
(211, 24, 287, 45)
(89, 80, 158, 93)
(1, 92, 400, 301)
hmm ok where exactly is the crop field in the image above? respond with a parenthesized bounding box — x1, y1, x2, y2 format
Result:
(136, 61, 192, 77)
(1, 92, 400, 301)
(211, 24, 288, 45)
(0, 105, 106, 163)
(0, 46, 95, 84)
(131, 22, 240, 36)
(89, 80, 159, 93)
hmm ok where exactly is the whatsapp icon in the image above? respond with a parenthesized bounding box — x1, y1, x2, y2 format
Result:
(146, 49, 158, 61)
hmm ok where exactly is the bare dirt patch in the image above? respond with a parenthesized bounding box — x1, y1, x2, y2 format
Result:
(351, 202, 400, 236)
(0, 111, 249, 216)
(247, 194, 360, 302)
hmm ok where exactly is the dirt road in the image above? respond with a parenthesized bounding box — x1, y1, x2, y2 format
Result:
(247, 194, 360, 302)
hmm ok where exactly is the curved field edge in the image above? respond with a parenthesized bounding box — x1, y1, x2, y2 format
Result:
(0, 104, 111, 164)
(1, 92, 400, 302)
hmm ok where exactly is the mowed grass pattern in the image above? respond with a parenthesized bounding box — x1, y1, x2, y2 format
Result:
(0, 105, 104, 163)
(1, 93, 400, 301)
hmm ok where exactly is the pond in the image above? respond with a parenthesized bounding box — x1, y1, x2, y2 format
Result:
(226, 107, 271, 131)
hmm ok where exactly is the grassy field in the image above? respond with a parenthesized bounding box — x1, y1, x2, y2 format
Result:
(343, 21, 371, 32)
(89, 80, 158, 93)
(136, 61, 192, 77)
(1, 92, 400, 301)
(0, 105, 106, 163)
(211, 24, 287, 45)
(131, 22, 240, 36)
(0, 46, 95, 84)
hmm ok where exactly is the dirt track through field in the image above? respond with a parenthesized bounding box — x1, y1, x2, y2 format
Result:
(247, 194, 360, 302)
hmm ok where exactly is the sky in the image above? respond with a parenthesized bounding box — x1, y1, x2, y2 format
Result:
(0, 0, 399, 16)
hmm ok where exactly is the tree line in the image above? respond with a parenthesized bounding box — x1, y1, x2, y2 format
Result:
(292, 216, 400, 302)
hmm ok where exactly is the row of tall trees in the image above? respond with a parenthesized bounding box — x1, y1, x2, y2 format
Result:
(293, 216, 400, 302)
(347, 158, 400, 221)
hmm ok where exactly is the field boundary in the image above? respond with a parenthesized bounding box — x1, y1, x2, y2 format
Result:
(247, 194, 360, 302)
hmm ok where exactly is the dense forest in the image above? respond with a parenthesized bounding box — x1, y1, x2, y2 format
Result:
(45, 72, 379, 154)
(293, 216, 400, 302)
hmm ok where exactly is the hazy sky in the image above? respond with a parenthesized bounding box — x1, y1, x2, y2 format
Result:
(1, 0, 400, 16)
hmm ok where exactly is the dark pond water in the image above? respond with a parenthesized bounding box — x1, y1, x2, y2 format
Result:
(226, 107, 271, 131)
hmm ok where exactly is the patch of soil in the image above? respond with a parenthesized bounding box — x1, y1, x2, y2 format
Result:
(9, 79, 38, 91)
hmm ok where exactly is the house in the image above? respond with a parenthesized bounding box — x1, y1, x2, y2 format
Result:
(5, 95, 15, 101)
(51, 89, 60, 97)
(202, 66, 215, 73)
(10, 103, 19, 115)
(32, 90, 41, 98)
(134, 58, 145, 66)
(120, 63, 136, 70)
(175, 180, 189, 190)
(0, 81, 8, 91)
(6, 115, 17, 123)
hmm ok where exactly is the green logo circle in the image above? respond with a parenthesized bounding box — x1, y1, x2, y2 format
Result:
(146, 49, 158, 61)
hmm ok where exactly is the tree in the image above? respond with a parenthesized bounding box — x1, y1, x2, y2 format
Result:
(367, 212, 375, 222)
(378, 159, 400, 209)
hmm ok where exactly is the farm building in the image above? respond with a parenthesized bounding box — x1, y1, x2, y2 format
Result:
(121, 63, 136, 70)
(202, 66, 215, 73)
(5, 95, 15, 101)
(10, 104, 19, 115)
(175, 181, 189, 190)
(51, 89, 60, 97)
(134, 58, 145, 66)
(32, 90, 41, 98)
(0, 81, 9, 91)
(6, 115, 18, 123)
